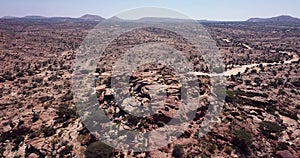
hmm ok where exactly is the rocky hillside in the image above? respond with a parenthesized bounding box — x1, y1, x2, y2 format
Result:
(0, 18, 299, 158)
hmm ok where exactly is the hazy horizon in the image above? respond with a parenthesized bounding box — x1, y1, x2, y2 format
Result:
(1, 13, 299, 22)
(0, 0, 300, 21)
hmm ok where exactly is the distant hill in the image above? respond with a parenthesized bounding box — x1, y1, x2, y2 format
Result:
(23, 16, 48, 19)
(79, 14, 104, 21)
(1, 14, 105, 22)
(107, 16, 123, 21)
(2, 14, 300, 23)
(1, 16, 17, 19)
(247, 15, 300, 23)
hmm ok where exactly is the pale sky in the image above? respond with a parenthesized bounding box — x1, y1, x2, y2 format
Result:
(0, 0, 299, 21)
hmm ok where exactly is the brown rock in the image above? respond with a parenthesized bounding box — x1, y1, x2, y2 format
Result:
(30, 138, 46, 150)
(1, 125, 30, 140)
(149, 150, 166, 158)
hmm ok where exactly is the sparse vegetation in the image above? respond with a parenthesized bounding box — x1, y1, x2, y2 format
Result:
(259, 121, 284, 139)
(291, 80, 300, 87)
(0, 14, 300, 157)
(260, 121, 283, 133)
(55, 104, 77, 123)
(42, 126, 56, 137)
(232, 129, 252, 155)
(208, 144, 216, 153)
(85, 141, 114, 158)
(277, 142, 289, 150)
(32, 112, 40, 122)
(12, 136, 24, 151)
(172, 145, 185, 158)
(226, 90, 236, 97)
(59, 145, 73, 157)
(278, 89, 286, 95)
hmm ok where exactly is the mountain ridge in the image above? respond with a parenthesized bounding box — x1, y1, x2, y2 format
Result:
(247, 15, 300, 22)
(79, 14, 104, 21)
(1, 14, 300, 23)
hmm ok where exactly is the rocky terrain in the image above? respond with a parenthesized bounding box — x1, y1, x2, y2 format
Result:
(0, 17, 299, 158)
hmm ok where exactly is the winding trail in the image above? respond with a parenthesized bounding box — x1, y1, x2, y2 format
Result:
(190, 51, 299, 77)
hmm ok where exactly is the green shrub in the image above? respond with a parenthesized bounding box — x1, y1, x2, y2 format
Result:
(172, 145, 184, 158)
(259, 121, 283, 133)
(259, 121, 284, 139)
(12, 136, 24, 151)
(232, 129, 252, 155)
(28, 131, 39, 139)
(278, 89, 286, 95)
(224, 146, 232, 155)
(39, 96, 53, 103)
(266, 106, 276, 115)
(32, 113, 40, 122)
(277, 142, 289, 150)
(226, 90, 236, 97)
(291, 80, 300, 87)
(55, 104, 77, 123)
(157, 121, 165, 127)
(85, 141, 114, 158)
(278, 110, 298, 121)
(42, 126, 56, 137)
(61, 93, 73, 102)
(254, 77, 262, 85)
(208, 144, 216, 153)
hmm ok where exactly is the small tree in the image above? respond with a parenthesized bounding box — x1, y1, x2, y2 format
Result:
(42, 126, 56, 137)
(172, 145, 184, 158)
(232, 129, 252, 155)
